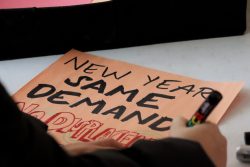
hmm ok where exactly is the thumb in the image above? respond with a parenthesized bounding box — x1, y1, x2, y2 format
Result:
(170, 116, 187, 131)
(93, 139, 125, 149)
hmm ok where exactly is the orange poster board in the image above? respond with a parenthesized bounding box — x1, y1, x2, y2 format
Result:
(13, 49, 244, 146)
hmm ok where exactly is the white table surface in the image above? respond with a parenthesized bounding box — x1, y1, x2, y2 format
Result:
(1, 2, 250, 166)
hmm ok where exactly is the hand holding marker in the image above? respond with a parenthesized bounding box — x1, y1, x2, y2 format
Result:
(187, 90, 223, 127)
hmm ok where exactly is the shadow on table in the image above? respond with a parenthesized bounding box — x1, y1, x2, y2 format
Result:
(245, 0, 250, 33)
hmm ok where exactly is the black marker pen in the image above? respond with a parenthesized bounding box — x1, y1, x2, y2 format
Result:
(186, 90, 223, 127)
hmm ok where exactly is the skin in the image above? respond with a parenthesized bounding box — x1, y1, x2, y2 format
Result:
(170, 117, 227, 167)
(63, 117, 227, 167)
(63, 138, 125, 156)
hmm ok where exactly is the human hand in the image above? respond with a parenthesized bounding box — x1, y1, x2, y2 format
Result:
(170, 117, 227, 167)
(63, 139, 125, 156)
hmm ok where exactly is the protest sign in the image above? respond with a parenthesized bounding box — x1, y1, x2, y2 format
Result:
(14, 49, 244, 146)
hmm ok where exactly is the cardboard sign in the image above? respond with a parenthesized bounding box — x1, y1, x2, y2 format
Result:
(0, 0, 110, 9)
(13, 49, 244, 146)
